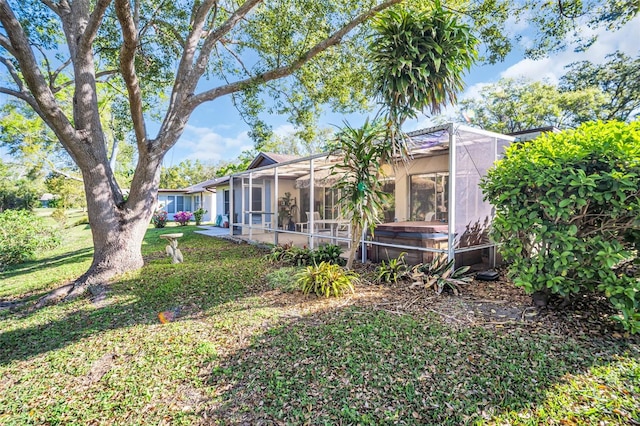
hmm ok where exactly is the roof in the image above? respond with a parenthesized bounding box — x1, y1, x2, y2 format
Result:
(185, 177, 227, 193)
(246, 152, 301, 170)
(507, 126, 561, 141)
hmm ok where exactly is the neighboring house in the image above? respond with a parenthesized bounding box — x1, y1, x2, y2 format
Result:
(39, 193, 56, 208)
(156, 180, 216, 223)
(218, 124, 517, 268)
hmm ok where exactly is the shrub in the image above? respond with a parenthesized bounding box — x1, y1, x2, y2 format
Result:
(266, 243, 344, 266)
(174, 211, 192, 226)
(152, 210, 168, 228)
(410, 257, 472, 295)
(296, 262, 359, 297)
(376, 252, 408, 284)
(311, 244, 344, 265)
(193, 207, 207, 225)
(283, 246, 313, 266)
(0, 209, 60, 268)
(481, 121, 640, 332)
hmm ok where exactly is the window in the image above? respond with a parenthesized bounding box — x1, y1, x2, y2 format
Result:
(251, 187, 263, 211)
(223, 190, 230, 215)
(166, 196, 176, 214)
(410, 172, 449, 221)
(176, 195, 184, 212)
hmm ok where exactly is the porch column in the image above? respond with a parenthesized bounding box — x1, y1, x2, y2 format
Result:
(309, 157, 315, 249)
(248, 172, 253, 240)
(274, 166, 279, 245)
(228, 176, 234, 236)
(447, 123, 457, 264)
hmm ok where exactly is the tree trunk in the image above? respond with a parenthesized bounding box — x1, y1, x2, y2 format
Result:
(36, 152, 161, 307)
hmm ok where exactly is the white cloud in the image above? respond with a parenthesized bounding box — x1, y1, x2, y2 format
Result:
(501, 15, 640, 83)
(165, 124, 253, 165)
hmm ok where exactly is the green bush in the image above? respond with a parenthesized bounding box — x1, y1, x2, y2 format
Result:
(0, 209, 61, 268)
(265, 244, 344, 267)
(296, 262, 359, 297)
(311, 244, 344, 265)
(481, 121, 640, 332)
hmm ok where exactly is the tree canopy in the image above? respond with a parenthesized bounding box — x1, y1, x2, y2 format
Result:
(452, 51, 640, 134)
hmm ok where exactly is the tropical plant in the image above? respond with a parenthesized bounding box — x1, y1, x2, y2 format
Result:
(411, 257, 472, 295)
(370, 2, 478, 129)
(174, 211, 192, 226)
(312, 244, 344, 265)
(283, 246, 314, 267)
(0, 209, 60, 269)
(193, 208, 207, 226)
(376, 252, 408, 284)
(151, 210, 168, 228)
(330, 119, 394, 269)
(481, 121, 640, 332)
(296, 261, 359, 298)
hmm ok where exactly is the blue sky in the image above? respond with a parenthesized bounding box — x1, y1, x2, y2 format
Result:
(165, 14, 640, 167)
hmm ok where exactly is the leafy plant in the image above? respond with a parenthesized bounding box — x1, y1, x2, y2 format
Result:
(174, 211, 192, 226)
(284, 246, 313, 266)
(296, 261, 359, 298)
(481, 121, 640, 332)
(376, 252, 408, 284)
(193, 207, 207, 225)
(370, 2, 478, 124)
(329, 118, 395, 269)
(312, 244, 344, 265)
(411, 257, 472, 295)
(151, 210, 168, 228)
(0, 209, 60, 268)
(265, 266, 304, 292)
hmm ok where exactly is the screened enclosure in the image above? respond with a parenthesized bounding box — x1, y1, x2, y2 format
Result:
(226, 123, 514, 268)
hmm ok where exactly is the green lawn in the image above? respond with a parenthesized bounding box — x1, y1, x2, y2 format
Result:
(0, 224, 638, 425)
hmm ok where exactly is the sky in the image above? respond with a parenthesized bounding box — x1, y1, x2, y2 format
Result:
(164, 13, 640, 168)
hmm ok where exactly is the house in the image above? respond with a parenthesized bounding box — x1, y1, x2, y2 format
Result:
(211, 123, 516, 268)
(204, 152, 301, 227)
(156, 178, 218, 222)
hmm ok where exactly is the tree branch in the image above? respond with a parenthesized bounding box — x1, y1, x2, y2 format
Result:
(192, 0, 263, 79)
(0, 86, 40, 111)
(52, 69, 119, 93)
(0, 1, 76, 144)
(0, 55, 25, 91)
(188, 0, 404, 108)
(50, 57, 72, 90)
(39, 0, 60, 15)
(0, 33, 16, 55)
(114, 0, 147, 150)
(77, 0, 112, 57)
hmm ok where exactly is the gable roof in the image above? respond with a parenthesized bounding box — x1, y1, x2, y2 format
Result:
(246, 152, 301, 170)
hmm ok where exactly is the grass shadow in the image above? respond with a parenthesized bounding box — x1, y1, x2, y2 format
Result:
(0, 233, 270, 366)
(205, 303, 640, 424)
(0, 247, 94, 281)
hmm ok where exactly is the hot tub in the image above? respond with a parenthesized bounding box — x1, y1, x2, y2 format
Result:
(370, 221, 449, 264)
